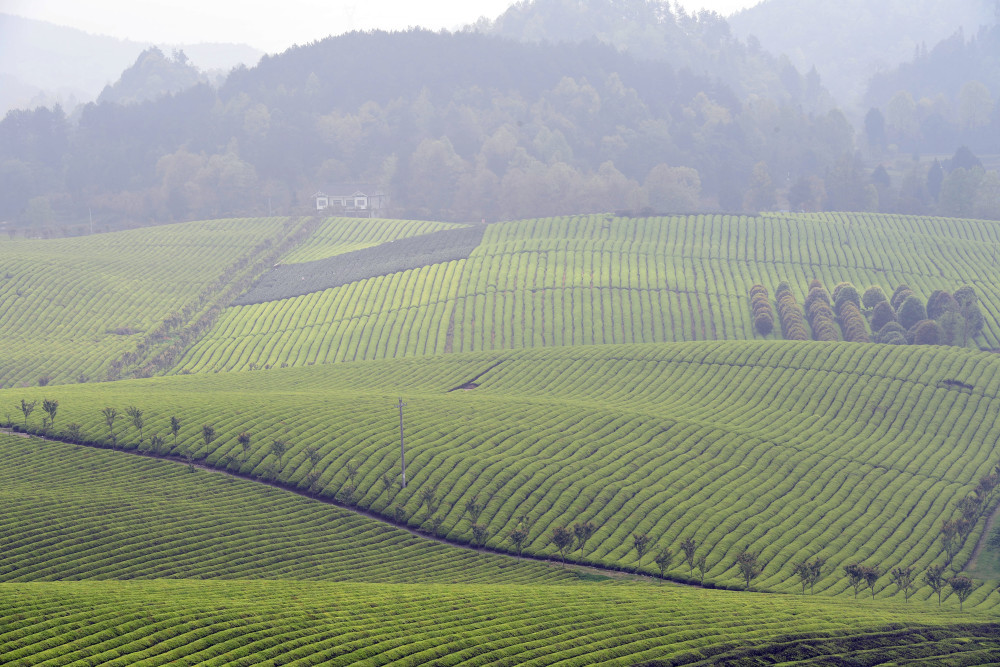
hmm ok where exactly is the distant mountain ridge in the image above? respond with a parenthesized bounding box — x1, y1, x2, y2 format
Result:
(470, 0, 830, 109)
(727, 0, 997, 109)
(0, 13, 262, 115)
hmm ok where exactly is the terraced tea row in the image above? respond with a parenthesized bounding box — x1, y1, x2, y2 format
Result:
(278, 216, 464, 264)
(0, 217, 299, 388)
(174, 213, 1000, 374)
(0, 433, 572, 584)
(11, 341, 1000, 604)
(1, 580, 995, 666)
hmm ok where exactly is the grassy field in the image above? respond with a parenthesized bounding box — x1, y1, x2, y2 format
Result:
(8, 340, 1000, 606)
(174, 213, 1000, 374)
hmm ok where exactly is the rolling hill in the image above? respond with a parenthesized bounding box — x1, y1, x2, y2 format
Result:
(3, 211, 1000, 663)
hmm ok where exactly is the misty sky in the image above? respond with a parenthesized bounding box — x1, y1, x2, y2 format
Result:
(2, 0, 760, 53)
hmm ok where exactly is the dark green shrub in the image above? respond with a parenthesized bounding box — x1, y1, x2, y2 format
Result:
(832, 282, 860, 312)
(869, 301, 896, 332)
(838, 301, 869, 342)
(912, 319, 944, 345)
(861, 285, 888, 309)
(898, 295, 927, 330)
(926, 290, 959, 320)
(890, 284, 915, 311)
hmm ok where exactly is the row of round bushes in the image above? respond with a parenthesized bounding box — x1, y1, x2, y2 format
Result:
(748, 285, 775, 335)
(831, 281, 869, 343)
(803, 280, 838, 342)
(756, 280, 985, 347)
(773, 282, 808, 340)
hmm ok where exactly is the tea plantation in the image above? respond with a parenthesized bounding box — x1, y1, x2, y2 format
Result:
(3, 212, 1000, 663)
(176, 213, 1000, 374)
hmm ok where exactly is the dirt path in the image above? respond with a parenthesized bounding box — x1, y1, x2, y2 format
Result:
(1, 427, 707, 588)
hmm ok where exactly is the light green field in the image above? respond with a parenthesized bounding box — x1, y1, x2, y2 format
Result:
(3, 579, 997, 666)
(0, 217, 297, 388)
(9, 340, 1000, 606)
(174, 213, 1000, 375)
(0, 433, 574, 584)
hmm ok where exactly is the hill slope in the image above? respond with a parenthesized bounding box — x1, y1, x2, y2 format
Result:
(175, 212, 1000, 374)
(9, 340, 1000, 604)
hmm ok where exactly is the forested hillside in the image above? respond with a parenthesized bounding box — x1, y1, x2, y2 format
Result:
(1, 27, 854, 231)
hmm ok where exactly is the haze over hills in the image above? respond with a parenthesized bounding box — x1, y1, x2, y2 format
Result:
(0, 13, 262, 116)
(728, 0, 998, 110)
(470, 0, 829, 107)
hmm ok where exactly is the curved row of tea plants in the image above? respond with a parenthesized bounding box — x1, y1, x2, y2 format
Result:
(0, 432, 573, 584)
(278, 216, 465, 264)
(0, 217, 293, 388)
(12, 340, 1000, 605)
(173, 213, 1000, 374)
(2, 580, 994, 666)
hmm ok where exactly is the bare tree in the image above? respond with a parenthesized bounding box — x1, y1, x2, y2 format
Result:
(845, 563, 865, 599)
(464, 493, 484, 525)
(508, 525, 530, 559)
(948, 575, 977, 611)
(269, 438, 287, 471)
(633, 533, 651, 569)
(238, 431, 252, 462)
(680, 537, 697, 573)
(862, 565, 881, 600)
(695, 554, 708, 585)
(736, 549, 764, 590)
(471, 523, 489, 546)
(170, 416, 181, 451)
(890, 566, 915, 602)
(573, 521, 596, 554)
(550, 525, 574, 562)
(654, 546, 673, 580)
(924, 565, 946, 606)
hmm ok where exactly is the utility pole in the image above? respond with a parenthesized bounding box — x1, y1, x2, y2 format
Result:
(397, 397, 407, 488)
